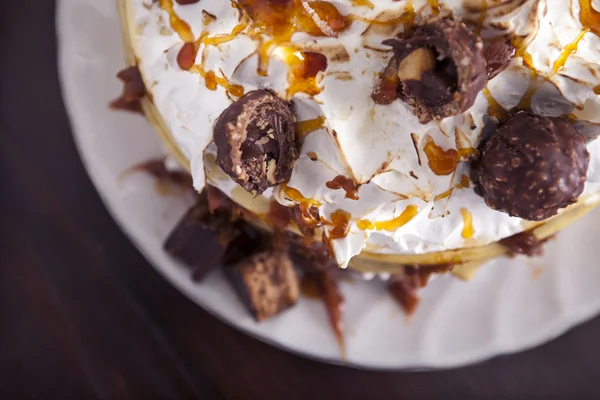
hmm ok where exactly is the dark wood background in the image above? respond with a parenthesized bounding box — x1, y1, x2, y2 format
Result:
(2, 1, 600, 399)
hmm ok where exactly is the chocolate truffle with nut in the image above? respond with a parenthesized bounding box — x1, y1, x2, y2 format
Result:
(472, 111, 589, 221)
(214, 90, 298, 195)
(382, 16, 486, 123)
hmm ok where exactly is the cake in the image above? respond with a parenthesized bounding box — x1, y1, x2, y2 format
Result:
(112, 0, 600, 332)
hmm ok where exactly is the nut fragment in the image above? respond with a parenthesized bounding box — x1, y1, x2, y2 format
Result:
(382, 16, 486, 123)
(213, 90, 298, 194)
(472, 111, 589, 221)
(396, 48, 436, 81)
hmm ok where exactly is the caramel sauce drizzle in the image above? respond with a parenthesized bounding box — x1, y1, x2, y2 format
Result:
(296, 116, 327, 139)
(325, 175, 359, 200)
(159, 0, 194, 43)
(474, 0, 488, 35)
(357, 205, 418, 232)
(549, 29, 588, 78)
(483, 86, 508, 121)
(282, 184, 322, 207)
(350, 0, 374, 9)
(433, 175, 470, 202)
(579, 0, 600, 37)
(239, 0, 349, 91)
(428, 0, 440, 16)
(423, 137, 478, 176)
(329, 209, 352, 239)
(460, 208, 475, 239)
(484, 1, 600, 116)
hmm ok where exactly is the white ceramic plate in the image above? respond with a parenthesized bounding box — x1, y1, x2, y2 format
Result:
(57, 0, 600, 369)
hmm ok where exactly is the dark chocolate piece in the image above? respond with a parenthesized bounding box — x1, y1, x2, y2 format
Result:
(382, 16, 486, 123)
(110, 66, 146, 114)
(225, 250, 299, 321)
(482, 38, 515, 79)
(164, 193, 240, 281)
(473, 111, 589, 221)
(214, 90, 298, 195)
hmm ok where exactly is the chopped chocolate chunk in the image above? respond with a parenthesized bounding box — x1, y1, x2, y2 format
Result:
(224, 250, 299, 321)
(382, 16, 486, 123)
(214, 90, 298, 195)
(472, 111, 589, 221)
(499, 231, 552, 257)
(110, 66, 146, 114)
(164, 193, 241, 281)
(482, 38, 515, 79)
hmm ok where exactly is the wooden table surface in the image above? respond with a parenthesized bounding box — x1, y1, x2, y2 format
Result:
(2, 1, 600, 399)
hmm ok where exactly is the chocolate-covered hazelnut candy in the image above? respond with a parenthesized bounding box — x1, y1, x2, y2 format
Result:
(382, 16, 486, 123)
(473, 111, 589, 221)
(214, 90, 298, 195)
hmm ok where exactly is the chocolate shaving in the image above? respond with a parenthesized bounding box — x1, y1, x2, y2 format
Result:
(382, 16, 486, 123)
(472, 111, 589, 221)
(214, 90, 298, 195)
(110, 66, 146, 114)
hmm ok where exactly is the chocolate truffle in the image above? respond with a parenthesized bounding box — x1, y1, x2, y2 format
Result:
(473, 111, 589, 221)
(214, 90, 298, 195)
(382, 16, 486, 123)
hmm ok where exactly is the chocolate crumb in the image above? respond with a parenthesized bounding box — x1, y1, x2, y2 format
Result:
(382, 16, 486, 123)
(472, 111, 589, 221)
(214, 90, 298, 194)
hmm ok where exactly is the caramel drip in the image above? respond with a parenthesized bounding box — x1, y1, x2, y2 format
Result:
(549, 29, 588, 77)
(428, 0, 440, 16)
(515, 73, 538, 111)
(274, 48, 328, 97)
(433, 175, 470, 202)
(200, 22, 249, 46)
(350, 0, 374, 8)
(460, 208, 475, 239)
(282, 184, 322, 207)
(329, 209, 352, 239)
(326, 175, 359, 200)
(296, 116, 327, 139)
(483, 86, 508, 120)
(350, 11, 414, 26)
(594, 85, 600, 95)
(474, 0, 487, 35)
(159, 0, 194, 43)
(189, 65, 244, 97)
(239, 0, 350, 81)
(257, 39, 276, 76)
(357, 205, 418, 231)
(579, 0, 600, 37)
(423, 138, 477, 176)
